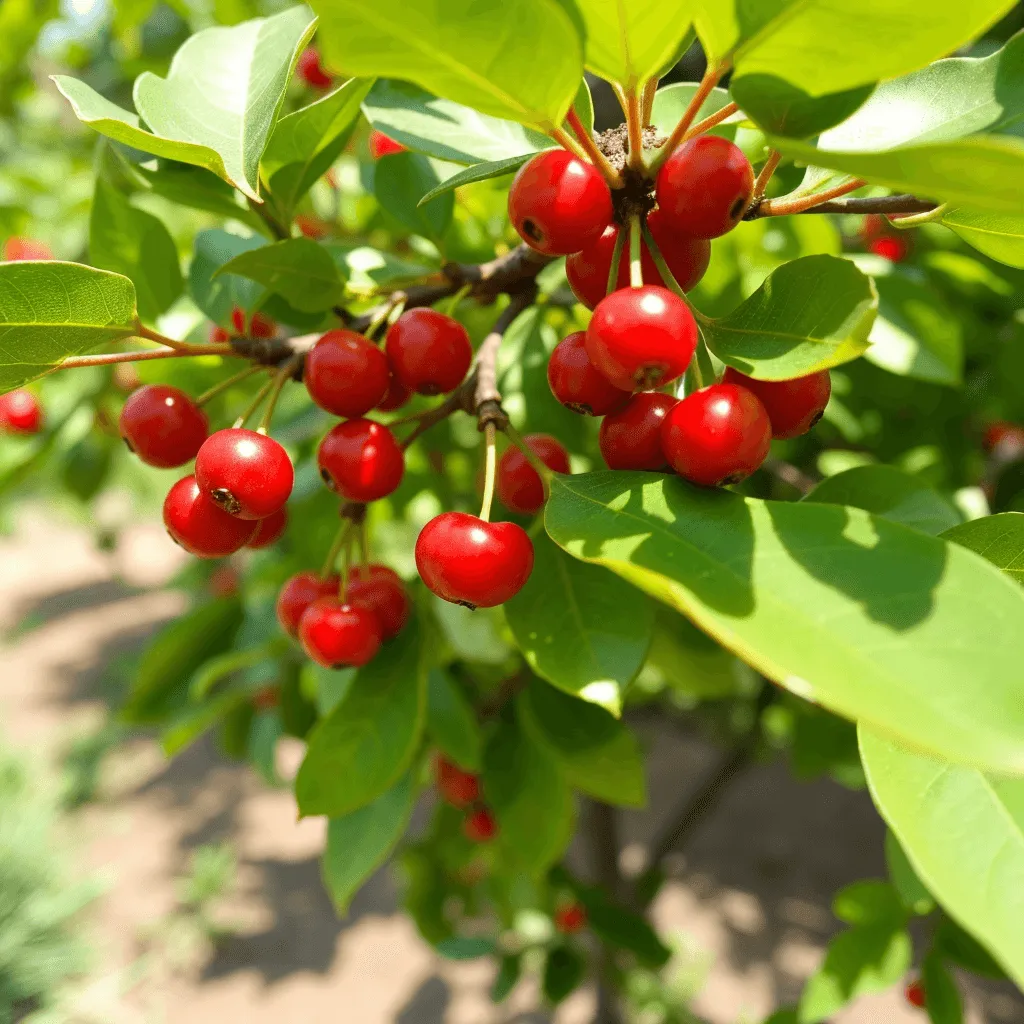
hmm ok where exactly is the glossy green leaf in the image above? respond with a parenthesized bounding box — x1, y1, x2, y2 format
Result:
(885, 832, 935, 915)
(323, 769, 416, 913)
(0, 262, 137, 392)
(89, 179, 182, 323)
(135, 164, 264, 233)
(942, 513, 1024, 585)
(942, 208, 1024, 268)
(573, 884, 671, 967)
(374, 152, 455, 241)
(934, 918, 1007, 980)
(650, 82, 737, 138)
(732, 79, 873, 139)
(311, 0, 583, 129)
(418, 154, 536, 207)
(832, 881, 906, 927)
(217, 238, 345, 313)
(491, 954, 521, 1002)
(545, 471, 1024, 774)
(505, 532, 653, 716)
(249, 710, 282, 786)
(263, 77, 373, 214)
(426, 669, 482, 772)
(701, 255, 876, 380)
(922, 952, 963, 1024)
(188, 229, 265, 325)
(804, 466, 961, 537)
(295, 618, 426, 818)
(859, 728, 1024, 988)
(542, 945, 585, 1004)
(162, 688, 250, 756)
(576, 0, 695, 89)
(519, 679, 646, 807)
(363, 80, 550, 164)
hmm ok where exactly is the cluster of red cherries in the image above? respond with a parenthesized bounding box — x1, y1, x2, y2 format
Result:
(507, 138, 832, 485)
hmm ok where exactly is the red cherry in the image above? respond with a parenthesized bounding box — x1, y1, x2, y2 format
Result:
(385, 309, 472, 396)
(860, 214, 886, 243)
(554, 903, 587, 934)
(983, 421, 1024, 453)
(304, 329, 391, 417)
(163, 475, 258, 558)
(295, 214, 330, 239)
(3, 237, 52, 261)
(347, 564, 411, 640)
(661, 383, 771, 487)
(247, 507, 288, 549)
(249, 312, 276, 339)
(230, 306, 247, 336)
(415, 512, 534, 609)
(463, 807, 498, 843)
(377, 375, 412, 412)
(586, 285, 697, 392)
(722, 368, 832, 439)
(547, 331, 631, 416)
(119, 384, 208, 468)
(870, 236, 908, 262)
(566, 212, 711, 310)
(904, 979, 926, 1009)
(0, 389, 43, 435)
(434, 755, 480, 808)
(252, 686, 279, 711)
(369, 130, 406, 159)
(276, 571, 340, 637)
(296, 46, 333, 89)
(317, 418, 405, 502)
(195, 428, 294, 520)
(208, 565, 240, 598)
(599, 392, 677, 471)
(656, 136, 754, 239)
(298, 597, 382, 668)
(496, 434, 570, 515)
(508, 150, 613, 256)
(210, 324, 231, 344)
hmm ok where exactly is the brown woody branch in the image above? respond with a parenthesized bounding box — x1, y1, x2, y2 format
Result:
(746, 192, 937, 220)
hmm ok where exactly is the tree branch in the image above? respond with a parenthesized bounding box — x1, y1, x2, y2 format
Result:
(585, 800, 626, 1024)
(746, 192, 937, 219)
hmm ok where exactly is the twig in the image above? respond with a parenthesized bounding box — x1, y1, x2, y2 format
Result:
(650, 62, 729, 174)
(751, 178, 867, 218)
(683, 101, 739, 141)
(566, 109, 624, 188)
(747, 192, 937, 219)
(753, 150, 782, 199)
(586, 800, 625, 1024)
(472, 288, 536, 415)
(58, 347, 204, 369)
(136, 322, 235, 356)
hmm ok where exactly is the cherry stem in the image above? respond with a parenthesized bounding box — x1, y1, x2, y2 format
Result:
(649, 62, 729, 175)
(232, 377, 275, 429)
(641, 78, 658, 125)
(478, 421, 498, 523)
(195, 365, 266, 406)
(358, 519, 371, 578)
(549, 125, 592, 165)
(443, 283, 472, 318)
(887, 203, 949, 229)
(320, 521, 352, 579)
(565, 109, 624, 189)
(624, 87, 646, 174)
(640, 222, 687, 301)
(256, 355, 299, 434)
(136, 322, 235, 357)
(338, 531, 353, 603)
(58, 347, 196, 370)
(628, 215, 644, 289)
(755, 178, 868, 217)
(503, 419, 552, 505)
(607, 226, 627, 297)
(684, 101, 739, 141)
(754, 150, 782, 199)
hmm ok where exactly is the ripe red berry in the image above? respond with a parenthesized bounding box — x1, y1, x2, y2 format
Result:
(385, 309, 472, 396)
(656, 136, 754, 239)
(347, 564, 411, 640)
(904, 979, 926, 1009)
(415, 512, 534, 609)
(508, 150, 613, 256)
(276, 571, 339, 637)
(723, 367, 832, 440)
(317, 418, 405, 502)
(119, 384, 208, 468)
(295, 214, 330, 239)
(298, 597, 382, 668)
(296, 46, 333, 89)
(463, 807, 498, 843)
(377, 375, 412, 412)
(369, 130, 406, 159)
(210, 324, 231, 344)
(554, 903, 587, 935)
(252, 686, 279, 711)
(304, 329, 391, 417)
(547, 331, 630, 416)
(586, 285, 697, 392)
(3, 237, 52, 261)
(195, 428, 294, 520)
(163, 475, 258, 558)
(870, 236, 908, 262)
(983, 421, 1024, 453)
(496, 434, 570, 515)
(435, 755, 480, 808)
(661, 383, 771, 487)
(566, 212, 711, 310)
(209, 565, 240, 599)
(230, 306, 247, 336)
(247, 507, 288, 549)
(0, 389, 43, 435)
(599, 392, 677, 471)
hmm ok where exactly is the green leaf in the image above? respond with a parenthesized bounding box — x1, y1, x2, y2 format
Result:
(310, 0, 583, 129)
(162, 688, 250, 756)
(519, 678, 646, 807)
(363, 80, 550, 164)
(263, 76, 373, 215)
(573, 885, 672, 967)
(651, 82, 737, 137)
(732, 79, 874, 139)
(373, 152, 454, 240)
(922, 952, 963, 1024)
(505, 532, 653, 717)
(323, 769, 416, 914)
(576, 0, 695, 89)
(803, 466, 962, 537)
(491, 954, 521, 1002)
(942, 208, 1024, 269)
(695, 0, 1016, 96)
(483, 712, 574, 876)
(942, 513, 1024, 585)
(542, 945, 586, 1004)
(90, 178, 182, 323)
(295, 617, 426, 818)
(249, 710, 282, 786)
(885, 831, 935, 915)
(831, 881, 906, 927)
(701, 255, 876, 380)
(435, 936, 496, 960)
(217, 238, 345, 313)
(859, 728, 1024, 988)
(135, 164, 264, 233)
(188, 229, 265, 325)
(426, 671, 481, 772)
(418, 154, 536, 207)
(934, 918, 1007, 980)
(798, 920, 912, 1022)
(0, 262, 137, 392)
(544, 471, 1024, 774)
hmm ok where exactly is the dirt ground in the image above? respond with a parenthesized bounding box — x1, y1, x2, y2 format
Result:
(1, 506, 1021, 1024)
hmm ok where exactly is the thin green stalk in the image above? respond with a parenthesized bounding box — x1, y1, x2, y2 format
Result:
(231, 377, 275, 429)
(503, 420, 553, 507)
(478, 422, 498, 522)
(257, 356, 299, 434)
(606, 226, 627, 296)
(358, 519, 371, 579)
(196, 365, 265, 407)
(320, 522, 352, 579)
(628, 215, 644, 289)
